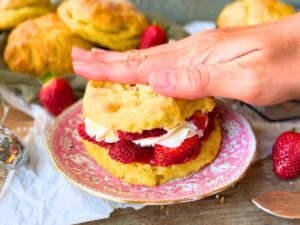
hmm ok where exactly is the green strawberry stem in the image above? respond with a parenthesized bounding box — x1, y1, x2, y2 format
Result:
(40, 70, 59, 84)
(151, 20, 170, 33)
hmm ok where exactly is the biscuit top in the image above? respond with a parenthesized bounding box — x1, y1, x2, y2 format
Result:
(83, 81, 216, 133)
(0, 0, 51, 10)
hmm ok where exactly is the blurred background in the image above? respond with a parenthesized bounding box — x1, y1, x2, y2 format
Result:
(131, 0, 300, 23)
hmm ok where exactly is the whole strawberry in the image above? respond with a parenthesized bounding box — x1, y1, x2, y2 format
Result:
(139, 24, 168, 49)
(39, 77, 76, 116)
(272, 131, 300, 179)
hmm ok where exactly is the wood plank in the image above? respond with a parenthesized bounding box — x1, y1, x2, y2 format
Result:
(83, 157, 300, 225)
(0, 106, 299, 224)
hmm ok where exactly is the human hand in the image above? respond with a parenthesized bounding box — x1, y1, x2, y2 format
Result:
(72, 13, 300, 105)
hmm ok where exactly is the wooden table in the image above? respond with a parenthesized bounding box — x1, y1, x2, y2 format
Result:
(1, 105, 299, 225)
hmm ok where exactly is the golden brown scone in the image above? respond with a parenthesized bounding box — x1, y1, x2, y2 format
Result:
(0, 0, 53, 30)
(4, 13, 94, 76)
(58, 0, 148, 51)
(84, 119, 221, 187)
(83, 81, 216, 133)
(217, 0, 295, 28)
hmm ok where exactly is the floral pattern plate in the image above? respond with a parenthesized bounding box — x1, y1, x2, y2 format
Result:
(46, 101, 256, 204)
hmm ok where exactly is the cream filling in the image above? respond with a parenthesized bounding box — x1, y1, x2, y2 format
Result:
(84, 117, 208, 148)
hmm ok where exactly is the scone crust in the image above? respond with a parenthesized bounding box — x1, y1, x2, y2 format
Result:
(217, 0, 295, 28)
(0, 0, 51, 10)
(84, 119, 221, 187)
(58, 0, 148, 51)
(4, 13, 93, 76)
(0, 0, 52, 30)
(83, 81, 216, 133)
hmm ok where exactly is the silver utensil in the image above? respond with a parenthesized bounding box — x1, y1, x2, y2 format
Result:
(0, 92, 27, 169)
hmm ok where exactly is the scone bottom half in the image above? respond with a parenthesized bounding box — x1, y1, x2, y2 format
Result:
(79, 81, 221, 186)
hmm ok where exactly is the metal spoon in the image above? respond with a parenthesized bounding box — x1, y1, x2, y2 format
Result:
(253, 190, 300, 219)
(0, 92, 27, 170)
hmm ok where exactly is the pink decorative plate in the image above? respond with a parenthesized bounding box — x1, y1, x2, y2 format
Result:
(46, 101, 256, 204)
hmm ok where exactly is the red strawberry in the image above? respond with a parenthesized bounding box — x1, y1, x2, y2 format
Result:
(151, 135, 201, 166)
(272, 131, 300, 179)
(78, 123, 112, 148)
(188, 111, 208, 130)
(78, 123, 153, 163)
(139, 25, 168, 49)
(39, 77, 76, 116)
(108, 140, 153, 164)
(117, 128, 167, 141)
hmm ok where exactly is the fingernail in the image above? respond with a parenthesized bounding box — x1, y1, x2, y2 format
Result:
(149, 70, 174, 89)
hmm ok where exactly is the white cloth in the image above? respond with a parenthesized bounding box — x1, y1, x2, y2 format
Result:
(0, 87, 143, 225)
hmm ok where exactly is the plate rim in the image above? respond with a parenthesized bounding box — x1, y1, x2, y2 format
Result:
(46, 100, 257, 205)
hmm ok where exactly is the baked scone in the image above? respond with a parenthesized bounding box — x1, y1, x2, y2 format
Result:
(58, 0, 148, 51)
(78, 81, 221, 186)
(0, 0, 53, 30)
(217, 0, 295, 28)
(4, 13, 93, 76)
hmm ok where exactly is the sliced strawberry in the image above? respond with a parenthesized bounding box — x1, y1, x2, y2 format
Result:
(200, 111, 216, 142)
(78, 123, 153, 163)
(151, 135, 201, 166)
(117, 128, 167, 141)
(78, 123, 112, 149)
(108, 140, 153, 164)
(188, 111, 208, 130)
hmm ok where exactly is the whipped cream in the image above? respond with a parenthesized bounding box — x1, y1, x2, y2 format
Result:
(133, 122, 203, 148)
(85, 118, 119, 143)
(84, 118, 208, 148)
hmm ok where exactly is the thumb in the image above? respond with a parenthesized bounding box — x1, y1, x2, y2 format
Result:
(148, 63, 237, 99)
(149, 65, 212, 99)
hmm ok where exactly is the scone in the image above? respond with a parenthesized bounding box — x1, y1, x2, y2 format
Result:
(4, 13, 93, 76)
(217, 0, 295, 28)
(58, 0, 148, 51)
(78, 81, 222, 187)
(0, 0, 53, 30)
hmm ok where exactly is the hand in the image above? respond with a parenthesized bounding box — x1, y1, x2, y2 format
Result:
(72, 13, 300, 105)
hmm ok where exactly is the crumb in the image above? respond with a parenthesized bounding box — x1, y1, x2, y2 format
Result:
(215, 194, 219, 199)
(160, 205, 164, 211)
(220, 196, 225, 204)
(289, 182, 293, 185)
(165, 210, 170, 215)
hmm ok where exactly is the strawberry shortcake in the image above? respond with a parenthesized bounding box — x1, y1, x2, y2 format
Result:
(78, 81, 222, 187)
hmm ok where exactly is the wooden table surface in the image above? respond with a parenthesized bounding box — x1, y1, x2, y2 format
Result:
(0, 105, 299, 225)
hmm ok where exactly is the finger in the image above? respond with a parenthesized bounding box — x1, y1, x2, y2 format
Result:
(73, 48, 189, 83)
(89, 36, 198, 62)
(148, 63, 243, 99)
(72, 37, 193, 64)
(72, 47, 105, 62)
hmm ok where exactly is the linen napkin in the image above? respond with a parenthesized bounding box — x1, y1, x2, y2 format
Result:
(0, 87, 143, 225)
